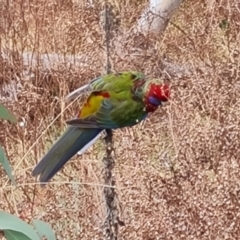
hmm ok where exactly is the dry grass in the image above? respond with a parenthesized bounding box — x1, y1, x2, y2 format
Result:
(0, 0, 240, 239)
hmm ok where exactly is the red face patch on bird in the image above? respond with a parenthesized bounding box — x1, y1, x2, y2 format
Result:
(144, 83, 170, 112)
(151, 84, 170, 102)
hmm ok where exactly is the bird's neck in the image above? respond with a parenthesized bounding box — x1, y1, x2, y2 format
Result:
(133, 80, 159, 113)
(132, 78, 146, 100)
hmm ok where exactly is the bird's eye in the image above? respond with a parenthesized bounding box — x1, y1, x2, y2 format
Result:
(130, 74, 137, 80)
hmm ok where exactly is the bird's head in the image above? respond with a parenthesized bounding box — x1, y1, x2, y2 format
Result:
(146, 82, 170, 107)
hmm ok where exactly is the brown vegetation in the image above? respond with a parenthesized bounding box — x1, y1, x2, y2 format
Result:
(0, 0, 240, 239)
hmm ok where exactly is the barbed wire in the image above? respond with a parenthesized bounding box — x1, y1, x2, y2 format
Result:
(101, 2, 124, 240)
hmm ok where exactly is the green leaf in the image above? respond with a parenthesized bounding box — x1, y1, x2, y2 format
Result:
(0, 211, 40, 240)
(4, 230, 32, 240)
(33, 219, 56, 240)
(0, 103, 17, 123)
(0, 145, 15, 185)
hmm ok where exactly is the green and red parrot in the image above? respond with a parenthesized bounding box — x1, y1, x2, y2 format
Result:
(32, 71, 170, 183)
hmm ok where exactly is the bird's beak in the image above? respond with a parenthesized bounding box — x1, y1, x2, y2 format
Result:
(161, 101, 170, 106)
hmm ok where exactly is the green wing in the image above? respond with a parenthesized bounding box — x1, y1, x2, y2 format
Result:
(67, 71, 148, 129)
(67, 96, 146, 129)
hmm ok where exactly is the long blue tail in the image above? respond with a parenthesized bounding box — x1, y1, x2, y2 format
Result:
(32, 126, 102, 184)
